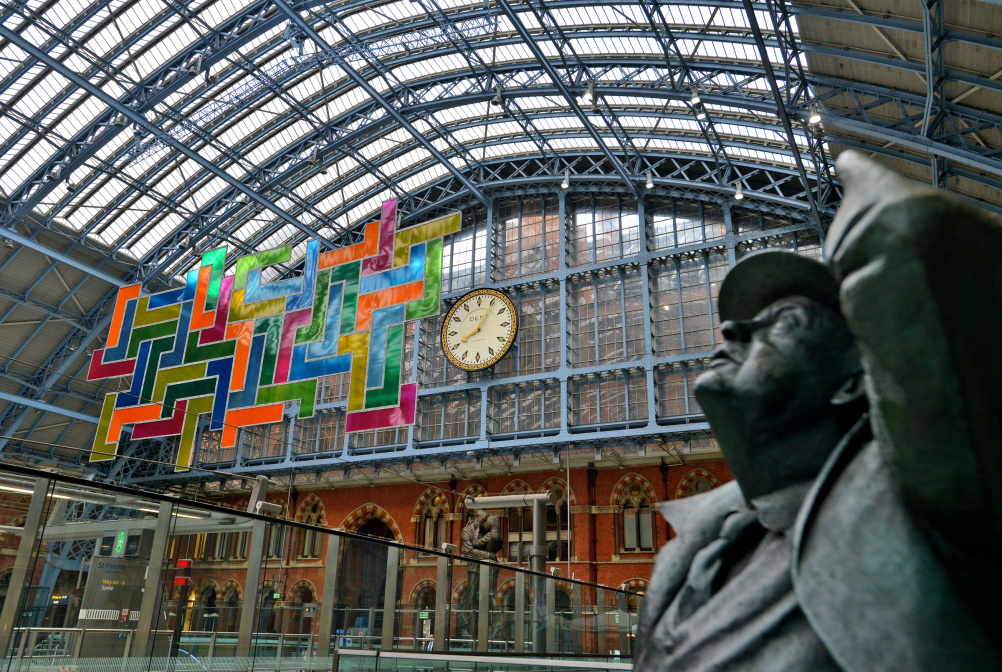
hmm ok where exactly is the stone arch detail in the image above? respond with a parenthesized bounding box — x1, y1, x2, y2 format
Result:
(674, 468, 722, 499)
(409, 578, 437, 603)
(451, 579, 469, 604)
(339, 503, 404, 542)
(619, 578, 649, 592)
(219, 579, 243, 600)
(456, 484, 487, 513)
(500, 479, 532, 496)
(287, 579, 317, 602)
(197, 578, 219, 595)
(413, 486, 451, 518)
(295, 494, 327, 525)
(610, 473, 658, 507)
(539, 476, 576, 505)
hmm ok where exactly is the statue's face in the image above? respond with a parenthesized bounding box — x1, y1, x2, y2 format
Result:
(695, 296, 859, 498)
(696, 297, 836, 411)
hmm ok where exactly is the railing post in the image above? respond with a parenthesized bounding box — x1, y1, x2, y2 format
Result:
(0, 477, 50, 657)
(476, 564, 490, 652)
(514, 572, 525, 653)
(433, 547, 453, 652)
(317, 535, 341, 656)
(617, 592, 630, 656)
(595, 588, 606, 655)
(236, 520, 267, 657)
(133, 500, 175, 656)
(572, 585, 583, 652)
(545, 578, 556, 653)
(380, 546, 399, 652)
(71, 628, 84, 659)
(119, 632, 133, 672)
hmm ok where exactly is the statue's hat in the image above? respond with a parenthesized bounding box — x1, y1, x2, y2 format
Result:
(717, 249, 840, 323)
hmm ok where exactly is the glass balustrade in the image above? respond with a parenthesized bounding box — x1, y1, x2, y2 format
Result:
(0, 464, 636, 672)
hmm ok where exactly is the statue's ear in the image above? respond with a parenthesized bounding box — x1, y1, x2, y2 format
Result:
(831, 370, 865, 406)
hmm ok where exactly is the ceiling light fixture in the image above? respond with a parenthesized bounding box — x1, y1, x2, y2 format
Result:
(695, 106, 707, 121)
(583, 81, 595, 104)
(3, 238, 13, 250)
(690, 87, 701, 106)
(561, 170, 570, 189)
(492, 85, 503, 107)
(809, 103, 821, 125)
(734, 183, 744, 200)
(645, 171, 654, 189)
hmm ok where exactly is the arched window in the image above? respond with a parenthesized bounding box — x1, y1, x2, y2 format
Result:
(219, 585, 240, 632)
(620, 483, 655, 552)
(297, 502, 323, 559)
(420, 495, 447, 552)
(546, 486, 571, 562)
(506, 503, 533, 564)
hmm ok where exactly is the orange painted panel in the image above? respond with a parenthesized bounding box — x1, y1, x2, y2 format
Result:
(355, 280, 424, 332)
(190, 265, 216, 330)
(318, 221, 380, 269)
(226, 322, 255, 391)
(108, 403, 163, 445)
(108, 284, 141, 349)
(222, 403, 284, 447)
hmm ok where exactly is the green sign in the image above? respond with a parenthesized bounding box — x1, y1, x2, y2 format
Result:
(615, 614, 620, 624)
(114, 530, 127, 555)
(419, 611, 429, 619)
(274, 592, 281, 599)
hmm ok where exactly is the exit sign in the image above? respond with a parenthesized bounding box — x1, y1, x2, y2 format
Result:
(114, 530, 127, 555)
(419, 611, 429, 619)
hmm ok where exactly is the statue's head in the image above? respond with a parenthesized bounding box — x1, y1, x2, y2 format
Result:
(695, 250, 865, 500)
(474, 509, 489, 527)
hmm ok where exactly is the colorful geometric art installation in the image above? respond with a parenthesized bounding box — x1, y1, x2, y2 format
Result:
(86, 200, 459, 471)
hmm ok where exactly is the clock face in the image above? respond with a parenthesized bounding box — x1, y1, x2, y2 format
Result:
(441, 289, 518, 371)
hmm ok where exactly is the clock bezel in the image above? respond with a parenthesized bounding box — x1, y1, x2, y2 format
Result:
(440, 288, 519, 371)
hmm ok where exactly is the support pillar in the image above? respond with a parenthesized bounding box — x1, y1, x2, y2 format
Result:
(133, 500, 175, 656)
(236, 520, 267, 657)
(317, 535, 341, 656)
(0, 477, 50, 657)
(380, 546, 399, 651)
(531, 497, 547, 654)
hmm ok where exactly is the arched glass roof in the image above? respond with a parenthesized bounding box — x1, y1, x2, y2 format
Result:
(0, 0, 999, 477)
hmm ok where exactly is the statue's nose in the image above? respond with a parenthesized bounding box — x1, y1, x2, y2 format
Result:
(721, 320, 752, 343)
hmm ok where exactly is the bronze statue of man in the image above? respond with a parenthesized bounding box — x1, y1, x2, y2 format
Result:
(634, 151, 1002, 671)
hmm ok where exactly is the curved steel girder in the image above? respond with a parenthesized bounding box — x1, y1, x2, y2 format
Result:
(81, 48, 1002, 255)
(801, 43, 1002, 96)
(790, 5, 1002, 53)
(104, 63, 827, 255)
(137, 122, 829, 284)
(0, 27, 336, 252)
(126, 64, 999, 275)
(0, 0, 288, 223)
(1, 0, 812, 240)
(8, 0, 998, 255)
(186, 148, 826, 274)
